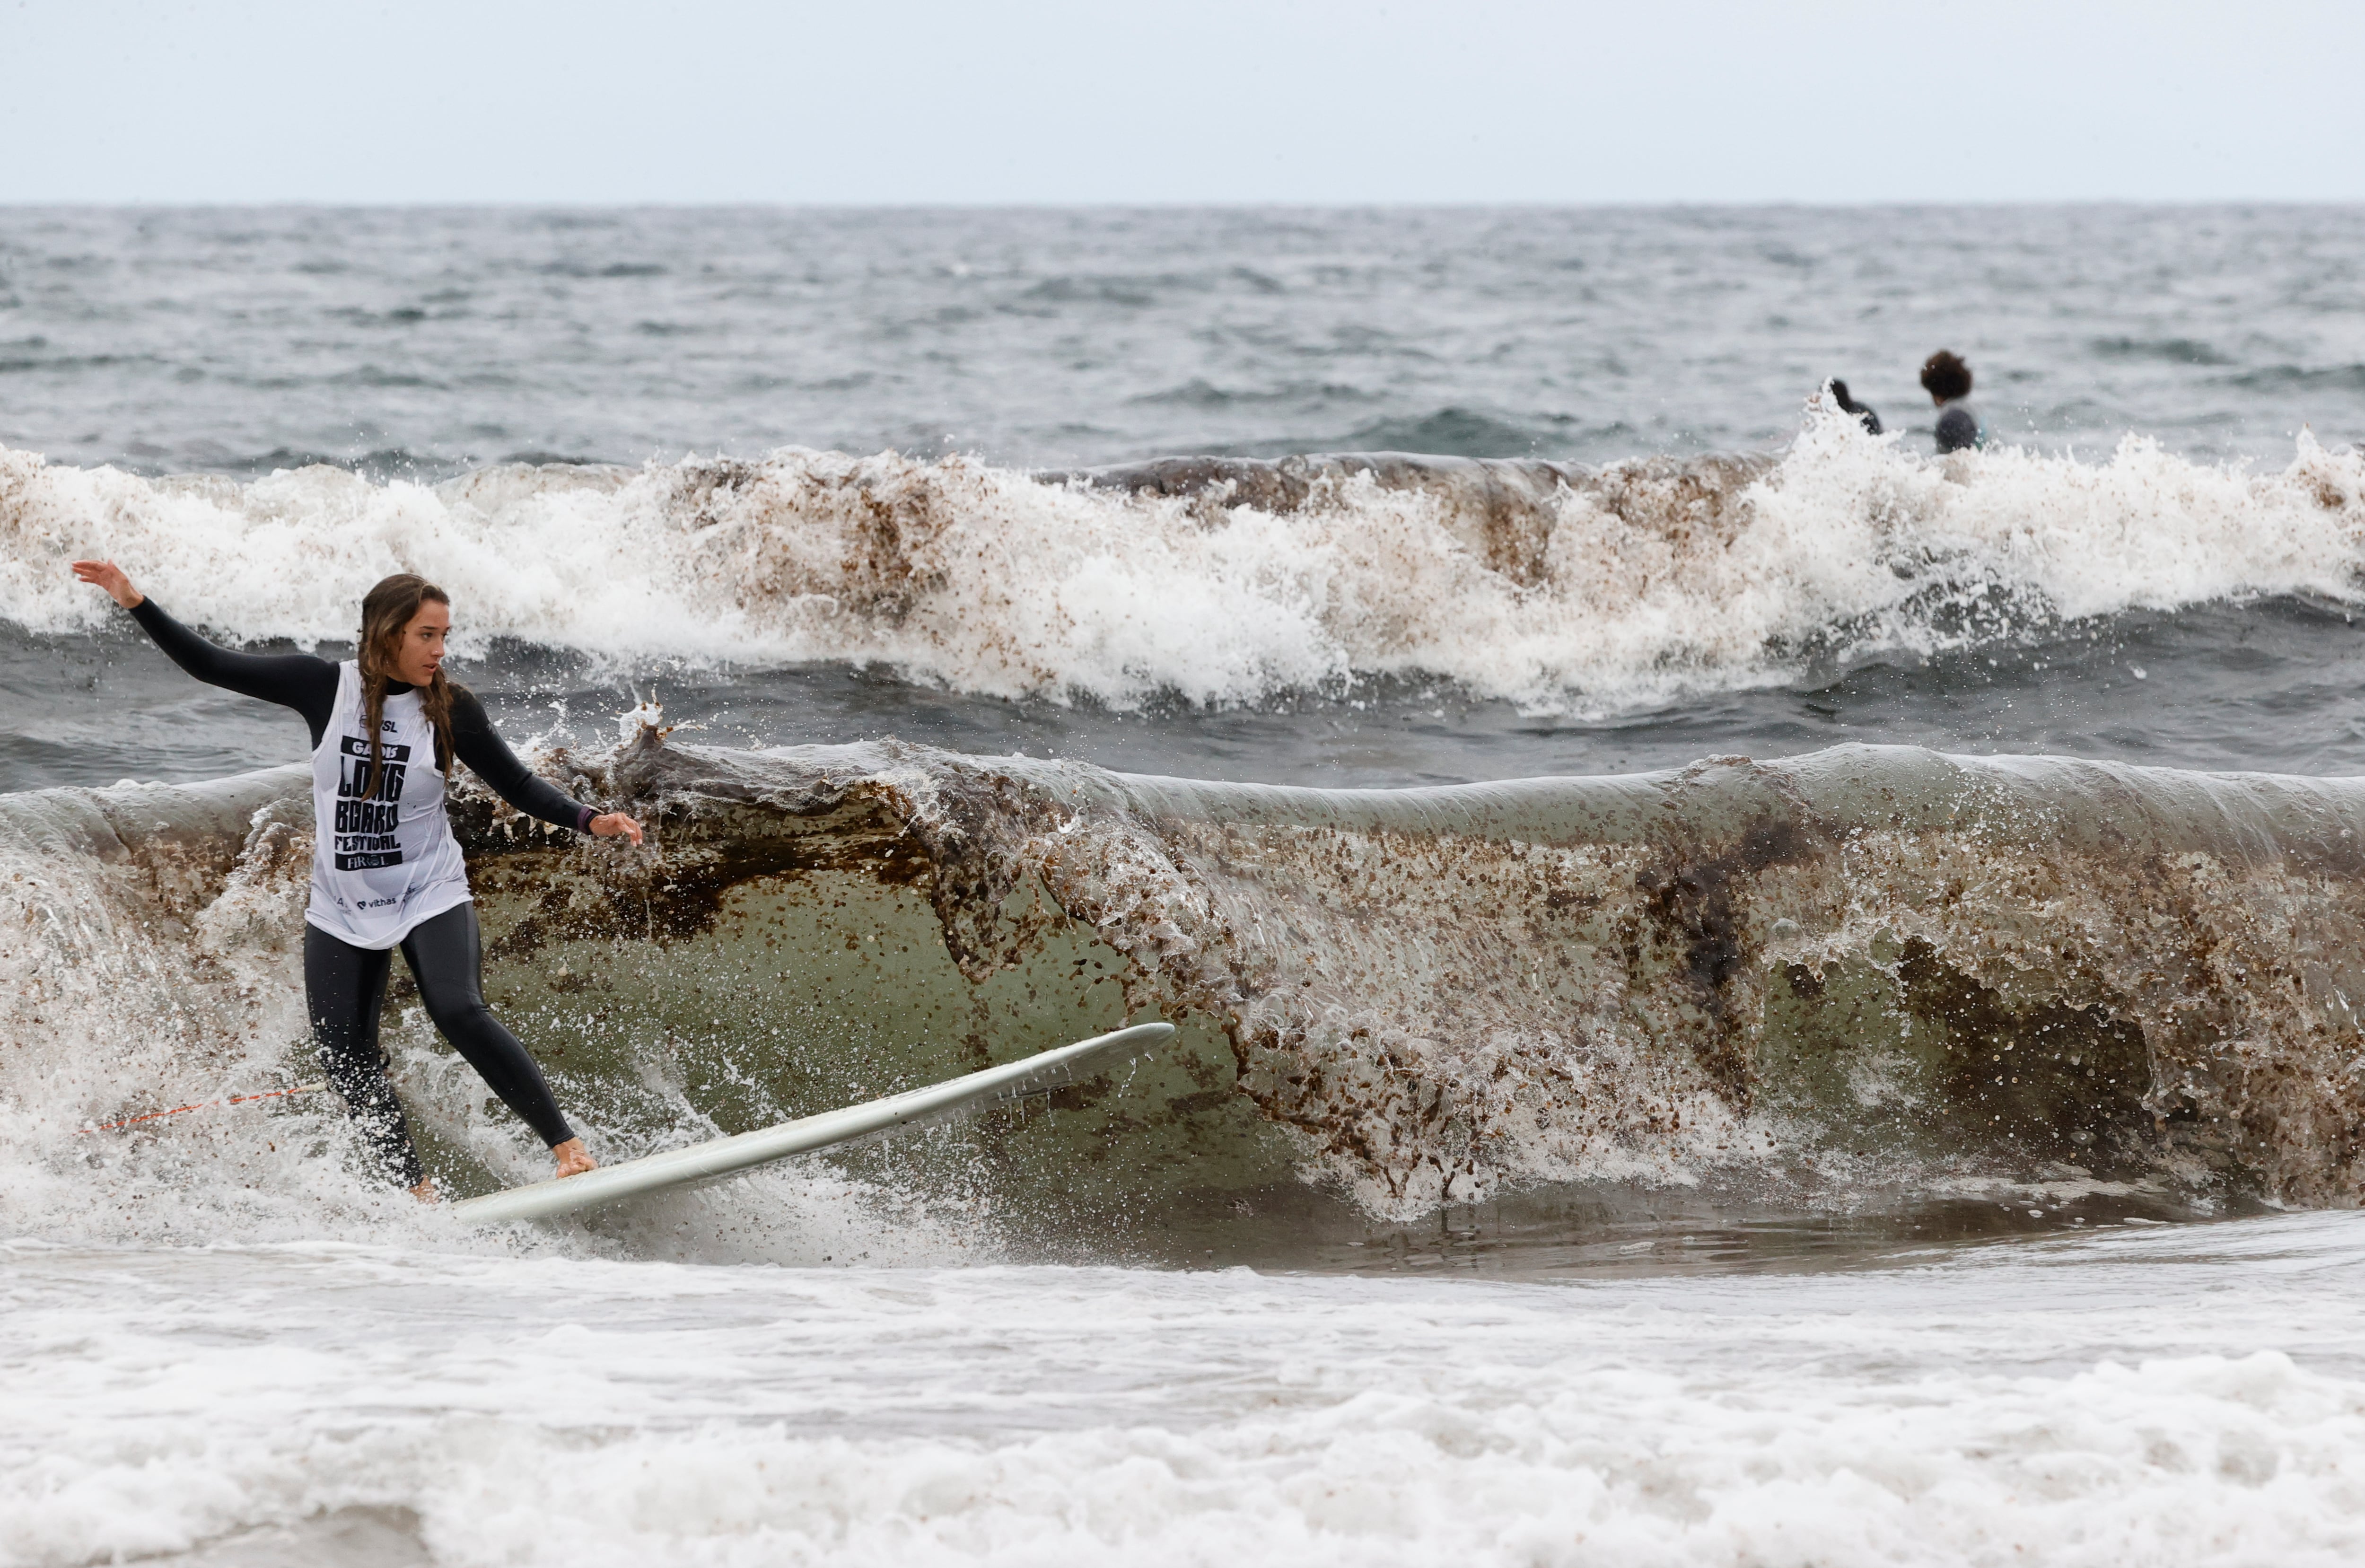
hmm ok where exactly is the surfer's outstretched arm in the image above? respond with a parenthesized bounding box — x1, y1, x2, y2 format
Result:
(446, 693, 642, 844)
(73, 561, 339, 742)
(78, 560, 639, 846)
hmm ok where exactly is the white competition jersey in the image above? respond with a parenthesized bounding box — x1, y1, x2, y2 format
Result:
(306, 661, 473, 950)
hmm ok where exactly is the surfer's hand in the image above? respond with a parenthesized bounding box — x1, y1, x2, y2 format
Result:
(410, 1176, 440, 1204)
(70, 560, 143, 608)
(587, 812, 643, 846)
(552, 1137, 596, 1178)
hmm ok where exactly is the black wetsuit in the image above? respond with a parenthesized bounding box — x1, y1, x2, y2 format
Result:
(1935, 401, 1984, 454)
(130, 599, 592, 1185)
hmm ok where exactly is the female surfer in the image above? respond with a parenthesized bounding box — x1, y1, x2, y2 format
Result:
(70, 561, 643, 1201)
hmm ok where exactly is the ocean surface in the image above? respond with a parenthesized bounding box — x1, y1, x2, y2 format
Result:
(8, 205, 2365, 1566)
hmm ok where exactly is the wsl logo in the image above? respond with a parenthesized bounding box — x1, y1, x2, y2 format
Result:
(333, 735, 411, 870)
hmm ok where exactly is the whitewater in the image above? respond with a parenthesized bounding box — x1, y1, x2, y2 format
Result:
(10, 203, 2365, 1567)
(7, 413, 2363, 715)
(13, 1226, 2365, 1568)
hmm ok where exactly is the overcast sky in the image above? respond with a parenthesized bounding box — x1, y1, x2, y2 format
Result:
(4, 0, 2359, 204)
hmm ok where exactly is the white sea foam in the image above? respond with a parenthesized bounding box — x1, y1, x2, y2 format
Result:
(8, 1219, 2365, 1568)
(6, 415, 2363, 714)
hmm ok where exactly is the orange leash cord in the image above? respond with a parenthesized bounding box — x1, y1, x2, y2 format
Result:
(79, 1082, 327, 1134)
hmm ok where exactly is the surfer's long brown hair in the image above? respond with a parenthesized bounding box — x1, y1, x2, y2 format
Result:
(356, 573, 458, 797)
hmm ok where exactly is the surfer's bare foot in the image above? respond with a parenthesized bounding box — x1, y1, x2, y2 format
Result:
(410, 1176, 439, 1204)
(552, 1137, 596, 1178)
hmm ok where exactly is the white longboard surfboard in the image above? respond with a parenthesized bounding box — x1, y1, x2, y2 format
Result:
(452, 1021, 1177, 1226)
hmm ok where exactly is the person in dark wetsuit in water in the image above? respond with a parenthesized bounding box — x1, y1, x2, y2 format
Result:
(1921, 350, 1986, 453)
(70, 560, 645, 1202)
(1827, 379, 1882, 435)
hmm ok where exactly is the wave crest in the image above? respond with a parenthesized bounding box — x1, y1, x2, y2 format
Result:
(15, 735, 2365, 1231)
(5, 409, 2363, 712)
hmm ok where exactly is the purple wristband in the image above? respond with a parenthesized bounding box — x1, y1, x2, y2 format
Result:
(576, 805, 598, 833)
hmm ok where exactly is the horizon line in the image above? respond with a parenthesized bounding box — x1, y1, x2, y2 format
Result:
(5, 197, 2364, 212)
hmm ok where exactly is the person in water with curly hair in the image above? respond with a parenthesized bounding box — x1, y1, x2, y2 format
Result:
(1921, 350, 1987, 454)
(71, 560, 644, 1202)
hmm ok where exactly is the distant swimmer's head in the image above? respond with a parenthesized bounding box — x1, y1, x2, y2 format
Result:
(359, 572, 455, 692)
(1920, 350, 1973, 405)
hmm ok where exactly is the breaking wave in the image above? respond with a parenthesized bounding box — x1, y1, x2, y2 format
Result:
(10, 726, 2365, 1236)
(4, 403, 2364, 714)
